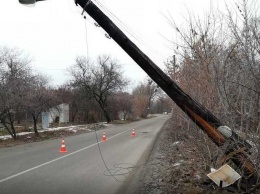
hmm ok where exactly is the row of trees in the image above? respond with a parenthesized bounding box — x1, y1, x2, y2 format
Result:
(166, 0, 259, 133)
(164, 0, 260, 169)
(0, 47, 59, 138)
(0, 48, 171, 139)
(67, 55, 171, 122)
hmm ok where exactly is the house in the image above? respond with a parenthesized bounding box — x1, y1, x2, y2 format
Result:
(42, 103, 69, 129)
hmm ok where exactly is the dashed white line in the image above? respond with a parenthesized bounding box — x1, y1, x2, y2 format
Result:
(0, 128, 131, 183)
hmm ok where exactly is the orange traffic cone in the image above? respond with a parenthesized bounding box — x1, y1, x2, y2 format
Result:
(102, 131, 107, 142)
(60, 138, 67, 153)
(131, 128, 136, 137)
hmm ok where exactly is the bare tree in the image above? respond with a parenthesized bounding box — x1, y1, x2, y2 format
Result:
(55, 85, 100, 123)
(109, 91, 132, 120)
(0, 46, 34, 139)
(132, 79, 159, 118)
(69, 55, 128, 123)
(55, 85, 80, 123)
(151, 94, 172, 114)
(225, 0, 260, 132)
(165, 1, 260, 189)
(23, 74, 58, 135)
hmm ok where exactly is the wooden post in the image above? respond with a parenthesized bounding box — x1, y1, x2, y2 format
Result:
(76, 0, 258, 189)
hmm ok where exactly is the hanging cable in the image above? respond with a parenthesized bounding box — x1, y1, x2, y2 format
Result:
(84, 17, 89, 58)
(93, 128, 127, 182)
(81, 0, 92, 15)
(93, 0, 167, 62)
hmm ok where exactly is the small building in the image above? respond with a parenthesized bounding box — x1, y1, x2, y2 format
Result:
(42, 103, 69, 129)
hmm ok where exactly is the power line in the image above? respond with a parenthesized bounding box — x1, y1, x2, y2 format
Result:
(92, 0, 168, 62)
(84, 17, 90, 60)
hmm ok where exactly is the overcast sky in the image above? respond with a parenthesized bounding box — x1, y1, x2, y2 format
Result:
(0, 0, 231, 88)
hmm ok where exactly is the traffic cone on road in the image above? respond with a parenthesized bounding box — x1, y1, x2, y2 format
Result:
(102, 131, 107, 142)
(131, 128, 136, 137)
(59, 138, 67, 153)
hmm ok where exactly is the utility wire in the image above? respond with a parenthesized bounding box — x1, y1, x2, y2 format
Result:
(93, 128, 161, 182)
(84, 17, 89, 60)
(94, 128, 127, 182)
(93, 0, 167, 62)
(80, 2, 166, 182)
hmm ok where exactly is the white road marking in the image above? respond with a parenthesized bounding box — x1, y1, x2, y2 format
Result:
(0, 128, 131, 183)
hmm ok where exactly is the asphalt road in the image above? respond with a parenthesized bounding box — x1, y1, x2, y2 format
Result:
(0, 114, 170, 194)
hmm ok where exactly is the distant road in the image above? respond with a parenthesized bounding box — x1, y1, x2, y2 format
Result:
(0, 114, 170, 194)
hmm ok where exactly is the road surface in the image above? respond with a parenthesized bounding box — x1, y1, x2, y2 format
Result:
(0, 114, 170, 194)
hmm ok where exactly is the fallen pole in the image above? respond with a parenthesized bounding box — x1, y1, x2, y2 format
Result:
(76, 0, 258, 190)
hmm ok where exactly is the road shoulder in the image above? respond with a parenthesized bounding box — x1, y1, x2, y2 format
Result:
(117, 116, 172, 194)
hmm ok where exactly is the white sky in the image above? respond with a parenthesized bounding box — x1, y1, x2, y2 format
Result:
(0, 0, 231, 88)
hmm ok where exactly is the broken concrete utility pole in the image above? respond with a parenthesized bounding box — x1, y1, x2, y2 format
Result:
(75, 0, 258, 190)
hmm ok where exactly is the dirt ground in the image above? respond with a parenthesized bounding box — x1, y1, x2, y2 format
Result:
(0, 123, 104, 148)
(132, 117, 256, 194)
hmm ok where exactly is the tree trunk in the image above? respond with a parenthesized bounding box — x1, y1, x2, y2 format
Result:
(32, 115, 39, 136)
(71, 112, 76, 122)
(10, 124, 16, 139)
(123, 111, 127, 120)
(7, 112, 16, 139)
(103, 109, 111, 123)
(3, 122, 15, 139)
(98, 100, 111, 123)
